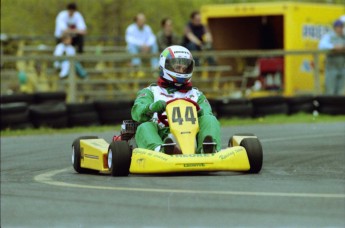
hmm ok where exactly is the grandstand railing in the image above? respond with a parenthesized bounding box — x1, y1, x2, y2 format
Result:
(1, 49, 339, 102)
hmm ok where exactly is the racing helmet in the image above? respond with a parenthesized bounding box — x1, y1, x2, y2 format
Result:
(159, 45, 195, 87)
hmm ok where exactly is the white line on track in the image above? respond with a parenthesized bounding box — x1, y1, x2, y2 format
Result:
(34, 168, 345, 199)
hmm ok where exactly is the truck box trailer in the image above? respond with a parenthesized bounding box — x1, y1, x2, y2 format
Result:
(201, 2, 345, 96)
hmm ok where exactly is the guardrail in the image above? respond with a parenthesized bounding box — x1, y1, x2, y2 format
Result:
(1, 49, 340, 102)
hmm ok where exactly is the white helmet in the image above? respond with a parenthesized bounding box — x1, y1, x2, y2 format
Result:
(159, 45, 195, 87)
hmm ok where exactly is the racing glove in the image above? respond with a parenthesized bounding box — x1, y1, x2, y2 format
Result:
(149, 100, 166, 114)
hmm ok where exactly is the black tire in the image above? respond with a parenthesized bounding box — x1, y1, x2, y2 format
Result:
(29, 102, 67, 118)
(108, 141, 132, 176)
(31, 115, 68, 128)
(94, 100, 133, 111)
(253, 103, 289, 117)
(228, 133, 255, 147)
(251, 96, 286, 106)
(34, 91, 66, 104)
(316, 95, 345, 106)
(318, 106, 345, 115)
(207, 99, 221, 111)
(240, 138, 263, 173)
(98, 109, 132, 125)
(0, 93, 35, 104)
(67, 102, 96, 114)
(68, 112, 100, 127)
(1, 110, 30, 125)
(0, 102, 28, 114)
(218, 103, 253, 118)
(285, 96, 314, 105)
(288, 102, 314, 115)
(72, 136, 99, 173)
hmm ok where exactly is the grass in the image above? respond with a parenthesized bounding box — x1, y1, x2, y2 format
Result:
(1, 113, 345, 137)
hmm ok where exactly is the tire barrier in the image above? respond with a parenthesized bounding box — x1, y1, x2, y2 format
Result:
(251, 96, 288, 117)
(94, 100, 133, 125)
(1, 93, 344, 129)
(316, 96, 345, 115)
(33, 91, 66, 104)
(0, 93, 35, 104)
(29, 102, 68, 128)
(67, 103, 100, 127)
(216, 98, 253, 118)
(286, 96, 315, 115)
(1, 102, 32, 129)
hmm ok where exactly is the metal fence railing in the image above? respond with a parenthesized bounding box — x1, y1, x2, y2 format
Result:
(1, 49, 339, 102)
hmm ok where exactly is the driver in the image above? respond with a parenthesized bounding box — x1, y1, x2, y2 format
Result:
(131, 45, 221, 154)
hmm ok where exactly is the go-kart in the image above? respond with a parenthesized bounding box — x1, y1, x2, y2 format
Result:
(72, 98, 263, 176)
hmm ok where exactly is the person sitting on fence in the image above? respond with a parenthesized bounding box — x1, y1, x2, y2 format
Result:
(54, 2, 87, 53)
(318, 19, 345, 95)
(54, 34, 87, 79)
(125, 13, 159, 69)
(131, 45, 221, 154)
(182, 11, 216, 66)
(156, 18, 181, 52)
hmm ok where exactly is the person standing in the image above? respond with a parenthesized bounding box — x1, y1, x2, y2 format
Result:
(182, 11, 216, 66)
(318, 20, 345, 95)
(340, 15, 345, 36)
(125, 13, 159, 69)
(156, 18, 181, 52)
(54, 3, 87, 53)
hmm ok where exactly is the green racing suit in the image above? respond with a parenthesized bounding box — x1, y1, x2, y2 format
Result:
(131, 84, 221, 153)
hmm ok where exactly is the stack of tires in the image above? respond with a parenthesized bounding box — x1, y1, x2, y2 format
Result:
(94, 100, 133, 125)
(1, 94, 34, 129)
(215, 98, 253, 118)
(316, 96, 345, 115)
(251, 96, 288, 117)
(29, 92, 68, 128)
(67, 102, 100, 127)
(286, 96, 315, 115)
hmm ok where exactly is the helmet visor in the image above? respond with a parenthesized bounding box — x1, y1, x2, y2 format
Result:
(165, 58, 194, 74)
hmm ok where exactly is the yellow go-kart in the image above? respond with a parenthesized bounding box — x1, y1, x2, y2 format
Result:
(72, 99, 263, 176)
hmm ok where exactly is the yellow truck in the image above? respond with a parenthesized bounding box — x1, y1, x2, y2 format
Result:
(201, 2, 345, 96)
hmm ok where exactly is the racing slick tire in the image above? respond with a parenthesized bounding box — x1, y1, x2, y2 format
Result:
(72, 136, 99, 174)
(240, 138, 263, 174)
(108, 141, 132, 177)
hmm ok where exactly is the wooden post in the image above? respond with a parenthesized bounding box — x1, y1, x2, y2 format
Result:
(68, 59, 77, 102)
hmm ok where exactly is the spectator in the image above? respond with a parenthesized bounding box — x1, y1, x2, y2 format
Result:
(318, 20, 345, 95)
(340, 15, 345, 35)
(54, 34, 87, 79)
(54, 3, 87, 53)
(156, 18, 181, 52)
(125, 13, 159, 69)
(182, 11, 216, 66)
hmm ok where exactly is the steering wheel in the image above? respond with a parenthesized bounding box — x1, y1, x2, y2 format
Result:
(157, 98, 200, 127)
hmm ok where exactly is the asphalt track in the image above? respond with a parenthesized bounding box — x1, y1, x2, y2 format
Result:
(1, 122, 345, 227)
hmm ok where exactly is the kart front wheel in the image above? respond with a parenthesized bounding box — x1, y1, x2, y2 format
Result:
(228, 133, 255, 147)
(108, 141, 132, 176)
(240, 138, 263, 173)
(72, 136, 99, 173)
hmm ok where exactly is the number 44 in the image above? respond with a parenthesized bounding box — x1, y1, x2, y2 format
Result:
(172, 106, 196, 125)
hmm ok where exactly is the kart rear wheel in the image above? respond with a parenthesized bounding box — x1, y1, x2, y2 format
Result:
(72, 136, 99, 173)
(108, 141, 132, 176)
(228, 133, 255, 147)
(240, 138, 263, 173)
